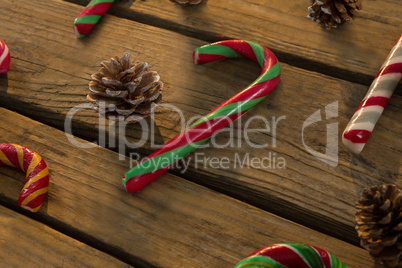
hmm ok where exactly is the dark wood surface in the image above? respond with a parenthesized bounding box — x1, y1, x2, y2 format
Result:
(0, 0, 400, 267)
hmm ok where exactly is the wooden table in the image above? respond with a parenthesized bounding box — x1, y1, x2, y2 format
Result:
(0, 0, 400, 267)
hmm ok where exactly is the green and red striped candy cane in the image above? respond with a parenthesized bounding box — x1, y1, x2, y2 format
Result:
(73, 0, 115, 38)
(234, 243, 347, 268)
(123, 40, 281, 193)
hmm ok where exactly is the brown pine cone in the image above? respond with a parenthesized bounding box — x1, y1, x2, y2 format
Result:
(87, 53, 163, 123)
(307, 0, 362, 30)
(170, 0, 202, 6)
(355, 184, 402, 267)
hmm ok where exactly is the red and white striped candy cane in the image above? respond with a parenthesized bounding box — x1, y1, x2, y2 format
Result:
(342, 35, 402, 154)
(122, 40, 280, 193)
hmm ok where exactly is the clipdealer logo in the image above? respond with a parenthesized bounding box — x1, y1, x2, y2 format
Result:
(63, 101, 339, 170)
(64, 102, 288, 169)
(302, 101, 339, 167)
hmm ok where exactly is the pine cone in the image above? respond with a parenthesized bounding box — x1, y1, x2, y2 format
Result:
(169, 0, 202, 6)
(87, 53, 163, 123)
(307, 0, 362, 30)
(355, 184, 402, 267)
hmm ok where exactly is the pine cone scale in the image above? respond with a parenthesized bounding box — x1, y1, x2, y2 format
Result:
(105, 89, 127, 98)
(143, 83, 163, 102)
(378, 213, 393, 225)
(126, 96, 145, 106)
(102, 77, 123, 88)
(100, 61, 119, 78)
(137, 72, 161, 93)
(396, 221, 402, 231)
(334, 1, 347, 14)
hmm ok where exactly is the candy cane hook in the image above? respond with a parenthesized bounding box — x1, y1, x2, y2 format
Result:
(123, 40, 280, 193)
(0, 143, 49, 212)
(343, 35, 402, 154)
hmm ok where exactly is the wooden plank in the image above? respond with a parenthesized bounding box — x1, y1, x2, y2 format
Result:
(103, 0, 402, 86)
(1, 0, 401, 244)
(0, 205, 130, 267)
(0, 107, 375, 267)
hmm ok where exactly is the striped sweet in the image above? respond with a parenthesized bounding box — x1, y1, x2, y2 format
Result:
(123, 40, 280, 193)
(0, 143, 49, 212)
(234, 243, 347, 268)
(73, 0, 115, 38)
(342, 34, 402, 154)
(0, 39, 10, 75)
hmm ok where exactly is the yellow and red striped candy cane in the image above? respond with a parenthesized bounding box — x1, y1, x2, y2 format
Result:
(0, 143, 49, 212)
(343, 35, 402, 154)
(73, 0, 115, 38)
(123, 40, 281, 193)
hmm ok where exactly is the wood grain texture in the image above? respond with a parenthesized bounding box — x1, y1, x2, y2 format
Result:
(0, 205, 130, 267)
(0, 0, 400, 244)
(105, 0, 402, 86)
(0, 107, 378, 267)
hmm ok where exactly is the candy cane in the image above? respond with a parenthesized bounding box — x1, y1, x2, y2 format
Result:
(0, 40, 10, 75)
(234, 243, 347, 268)
(0, 143, 49, 212)
(342, 35, 402, 154)
(73, 0, 115, 38)
(122, 40, 280, 193)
